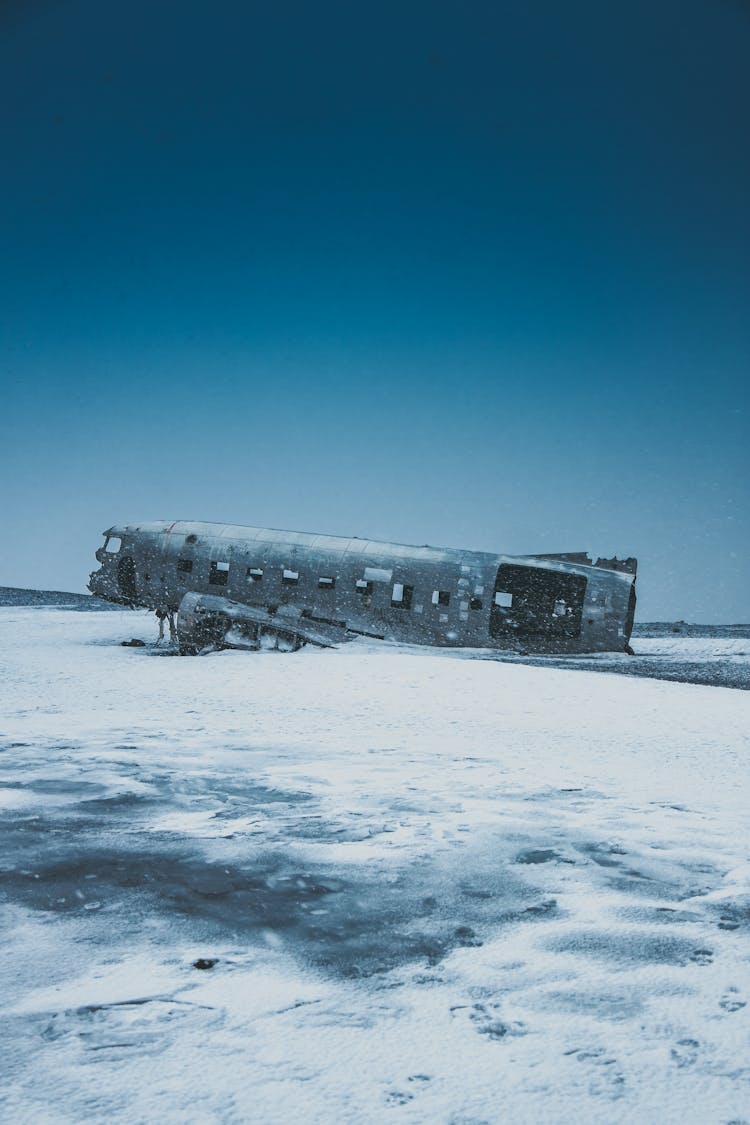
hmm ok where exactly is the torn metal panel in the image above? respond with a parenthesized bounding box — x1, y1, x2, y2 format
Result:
(89, 520, 637, 654)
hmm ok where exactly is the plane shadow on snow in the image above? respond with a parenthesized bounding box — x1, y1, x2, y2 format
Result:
(0, 826, 549, 978)
(0, 770, 739, 981)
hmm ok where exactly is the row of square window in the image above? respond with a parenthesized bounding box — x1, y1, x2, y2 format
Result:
(176, 558, 506, 610)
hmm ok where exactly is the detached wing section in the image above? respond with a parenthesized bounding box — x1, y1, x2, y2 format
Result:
(176, 592, 351, 653)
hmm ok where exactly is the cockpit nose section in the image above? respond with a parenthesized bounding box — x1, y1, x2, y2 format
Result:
(88, 531, 135, 603)
(94, 534, 122, 564)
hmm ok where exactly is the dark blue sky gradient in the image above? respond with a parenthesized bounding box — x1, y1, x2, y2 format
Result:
(1, 0, 748, 619)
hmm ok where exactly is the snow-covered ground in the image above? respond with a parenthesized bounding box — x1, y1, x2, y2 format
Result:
(474, 627, 750, 690)
(1, 608, 749, 1124)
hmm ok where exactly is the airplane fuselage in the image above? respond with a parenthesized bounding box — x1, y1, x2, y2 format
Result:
(88, 520, 637, 654)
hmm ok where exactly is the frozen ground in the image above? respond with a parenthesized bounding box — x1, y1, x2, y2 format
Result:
(1, 607, 749, 1124)
(476, 623, 750, 691)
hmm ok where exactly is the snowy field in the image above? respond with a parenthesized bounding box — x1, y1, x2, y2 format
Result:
(476, 625, 750, 691)
(1, 607, 749, 1124)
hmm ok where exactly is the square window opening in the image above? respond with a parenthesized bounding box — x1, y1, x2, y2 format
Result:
(104, 537, 122, 554)
(494, 591, 513, 608)
(209, 561, 229, 586)
(432, 590, 450, 607)
(177, 558, 193, 573)
(391, 583, 414, 609)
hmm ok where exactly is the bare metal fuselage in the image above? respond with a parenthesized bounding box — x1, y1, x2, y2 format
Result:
(88, 520, 637, 654)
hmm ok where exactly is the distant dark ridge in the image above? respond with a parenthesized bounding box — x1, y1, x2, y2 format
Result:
(633, 622, 750, 638)
(0, 586, 122, 610)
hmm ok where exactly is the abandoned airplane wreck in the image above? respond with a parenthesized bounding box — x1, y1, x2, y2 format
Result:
(88, 521, 637, 655)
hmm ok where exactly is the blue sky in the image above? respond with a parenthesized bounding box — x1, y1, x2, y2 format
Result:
(1, 0, 747, 620)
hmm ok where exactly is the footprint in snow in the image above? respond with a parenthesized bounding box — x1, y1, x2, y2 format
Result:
(690, 948, 714, 965)
(384, 1090, 414, 1106)
(719, 988, 746, 1013)
(566, 1046, 625, 1101)
(382, 1074, 432, 1108)
(670, 1038, 700, 1068)
(451, 1002, 526, 1041)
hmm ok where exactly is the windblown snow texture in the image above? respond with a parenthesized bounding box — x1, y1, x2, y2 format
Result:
(0, 608, 748, 1123)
